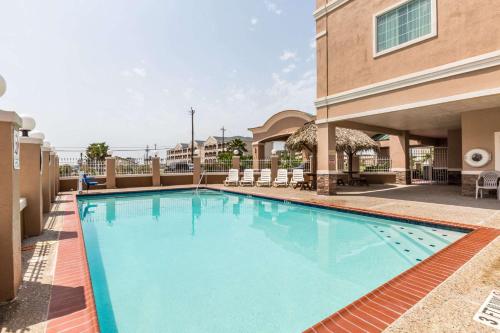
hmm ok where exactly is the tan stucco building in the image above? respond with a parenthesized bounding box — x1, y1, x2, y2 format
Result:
(314, 0, 500, 195)
(166, 136, 252, 163)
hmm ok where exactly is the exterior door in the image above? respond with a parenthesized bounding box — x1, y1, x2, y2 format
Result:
(410, 147, 448, 184)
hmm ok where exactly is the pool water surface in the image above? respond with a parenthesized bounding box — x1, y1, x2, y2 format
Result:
(77, 189, 465, 333)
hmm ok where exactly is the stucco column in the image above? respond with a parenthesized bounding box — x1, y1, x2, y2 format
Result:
(55, 156, 60, 195)
(19, 137, 44, 237)
(389, 132, 411, 184)
(252, 142, 265, 170)
(271, 154, 279, 181)
(447, 129, 462, 185)
(106, 157, 116, 189)
(232, 155, 240, 171)
(316, 123, 338, 195)
(496, 132, 500, 172)
(0, 111, 22, 302)
(49, 151, 56, 202)
(152, 157, 161, 186)
(192, 156, 201, 185)
(41, 148, 51, 213)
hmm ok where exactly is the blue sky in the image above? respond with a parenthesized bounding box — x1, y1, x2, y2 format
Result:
(0, 1, 316, 153)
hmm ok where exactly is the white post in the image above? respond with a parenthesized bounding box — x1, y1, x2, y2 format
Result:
(78, 171, 84, 194)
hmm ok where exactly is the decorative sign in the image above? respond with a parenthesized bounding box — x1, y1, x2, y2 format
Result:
(464, 148, 491, 168)
(13, 128, 20, 170)
(473, 290, 500, 330)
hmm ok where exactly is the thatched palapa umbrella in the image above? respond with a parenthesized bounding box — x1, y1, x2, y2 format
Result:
(286, 122, 379, 183)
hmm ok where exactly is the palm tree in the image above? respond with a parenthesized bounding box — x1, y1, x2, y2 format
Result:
(286, 122, 379, 184)
(226, 138, 248, 156)
(85, 142, 109, 160)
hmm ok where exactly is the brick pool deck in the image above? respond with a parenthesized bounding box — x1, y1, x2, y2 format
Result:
(3, 184, 498, 332)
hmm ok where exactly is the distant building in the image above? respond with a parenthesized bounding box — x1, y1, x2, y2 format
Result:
(166, 136, 252, 163)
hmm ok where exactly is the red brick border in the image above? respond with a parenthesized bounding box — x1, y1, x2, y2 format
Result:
(46, 194, 99, 333)
(47, 188, 499, 333)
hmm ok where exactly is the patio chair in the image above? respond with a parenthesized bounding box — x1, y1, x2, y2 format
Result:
(290, 169, 305, 189)
(82, 174, 99, 192)
(351, 173, 368, 186)
(240, 169, 255, 187)
(476, 171, 500, 199)
(273, 169, 288, 187)
(224, 169, 239, 186)
(256, 169, 271, 187)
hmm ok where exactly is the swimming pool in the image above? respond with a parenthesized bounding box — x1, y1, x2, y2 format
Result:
(77, 189, 466, 333)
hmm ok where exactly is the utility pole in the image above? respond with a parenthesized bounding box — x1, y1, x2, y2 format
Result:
(189, 107, 195, 163)
(220, 126, 227, 152)
(145, 145, 150, 160)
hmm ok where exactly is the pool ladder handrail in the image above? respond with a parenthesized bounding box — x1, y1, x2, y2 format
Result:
(195, 170, 207, 192)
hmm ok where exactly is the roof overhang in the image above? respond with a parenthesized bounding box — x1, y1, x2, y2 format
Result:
(317, 88, 500, 138)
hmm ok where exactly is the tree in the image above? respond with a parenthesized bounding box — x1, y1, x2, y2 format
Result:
(226, 138, 248, 156)
(85, 142, 109, 160)
(217, 151, 232, 163)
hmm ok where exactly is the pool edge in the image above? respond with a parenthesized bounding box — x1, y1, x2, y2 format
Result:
(66, 188, 499, 333)
(45, 195, 100, 333)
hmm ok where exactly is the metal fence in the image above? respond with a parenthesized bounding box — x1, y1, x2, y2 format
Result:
(279, 158, 302, 172)
(160, 159, 193, 174)
(115, 158, 152, 175)
(239, 159, 254, 172)
(59, 158, 106, 177)
(202, 160, 232, 173)
(255, 159, 271, 171)
(359, 156, 392, 173)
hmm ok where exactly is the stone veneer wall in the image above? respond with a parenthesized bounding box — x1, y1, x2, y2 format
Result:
(461, 174, 476, 196)
(317, 174, 337, 195)
(448, 171, 462, 185)
(395, 171, 411, 185)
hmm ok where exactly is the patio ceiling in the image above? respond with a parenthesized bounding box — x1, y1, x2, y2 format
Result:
(326, 89, 500, 138)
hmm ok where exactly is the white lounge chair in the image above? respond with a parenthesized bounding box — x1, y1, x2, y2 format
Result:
(224, 169, 239, 186)
(240, 169, 254, 186)
(273, 169, 288, 187)
(256, 169, 271, 187)
(476, 171, 500, 199)
(290, 169, 305, 188)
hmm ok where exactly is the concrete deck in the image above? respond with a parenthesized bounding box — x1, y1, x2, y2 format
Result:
(1, 184, 498, 332)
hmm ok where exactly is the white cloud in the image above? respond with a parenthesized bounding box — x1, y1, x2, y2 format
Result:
(265, 1, 282, 15)
(132, 67, 147, 77)
(121, 67, 147, 78)
(250, 17, 258, 25)
(279, 50, 297, 61)
(282, 63, 296, 73)
(310, 39, 316, 49)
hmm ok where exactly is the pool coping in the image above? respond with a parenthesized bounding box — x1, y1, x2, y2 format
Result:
(47, 187, 500, 333)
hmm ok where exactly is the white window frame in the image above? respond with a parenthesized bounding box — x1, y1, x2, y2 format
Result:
(373, 0, 437, 58)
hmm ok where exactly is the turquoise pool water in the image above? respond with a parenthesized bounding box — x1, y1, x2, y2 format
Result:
(78, 189, 465, 333)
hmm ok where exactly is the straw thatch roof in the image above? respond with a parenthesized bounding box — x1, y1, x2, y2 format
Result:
(286, 121, 379, 154)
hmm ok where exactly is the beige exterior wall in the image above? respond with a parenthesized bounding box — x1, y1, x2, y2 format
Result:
(447, 129, 462, 170)
(0, 115, 22, 302)
(19, 138, 44, 237)
(41, 149, 51, 213)
(250, 111, 314, 143)
(317, 0, 500, 97)
(461, 108, 500, 172)
(317, 68, 500, 120)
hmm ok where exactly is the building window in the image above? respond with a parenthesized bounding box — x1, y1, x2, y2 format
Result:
(375, 0, 436, 56)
